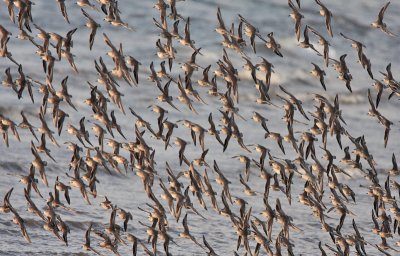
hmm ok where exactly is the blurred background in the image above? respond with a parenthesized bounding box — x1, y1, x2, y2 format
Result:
(0, 0, 399, 255)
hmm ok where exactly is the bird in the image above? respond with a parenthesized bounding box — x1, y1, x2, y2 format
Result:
(83, 223, 102, 255)
(65, 170, 91, 205)
(258, 32, 283, 57)
(0, 187, 13, 213)
(31, 143, 49, 187)
(331, 54, 353, 93)
(232, 155, 251, 181)
(156, 79, 180, 111)
(2, 67, 17, 93)
(32, 134, 57, 162)
(372, 79, 386, 108)
(215, 7, 228, 36)
(298, 25, 320, 53)
(179, 17, 199, 52)
(252, 111, 270, 133)
(242, 56, 257, 83)
(10, 203, 31, 243)
(288, 0, 304, 41)
(367, 89, 393, 147)
(265, 131, 286, 154)
(55, 176, 71, 205)
(315, 0, 333, 37)
(197, 64, 212, 87)
(76, 0, 99, 11)
(56, 0, 70, 23)
(339, 32, 365, 62)
(256, 56, 274, 86)
(252, 144, 270, 170)
(177, 77, 198, 114)
(238, 14, 259, 53)
(16, 64, 33, 103)
(175, 137, 190, 166)
(203, 235, 219, 256)
(107, 1, 134, 30)
(38, 106, 59, 147)
(239, 174, 258, 196)
(126, 55, 141, 84)
(279, 85, 309, 120)
(0, 19, 11, 39)
(371, 2, 397, 37)
(81, 8, 101, 50)
(24, 188, 45, 220)
(310, 63, 326, 90)
(388, 153, 399, 176)
(18, 111, 39, 142)
(207, 113, 224, 146)
(179, 213, 204, 249)
(308, 26, 330, 67)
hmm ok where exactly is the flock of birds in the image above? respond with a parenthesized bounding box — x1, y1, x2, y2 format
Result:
(0, 0, 400, 255)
